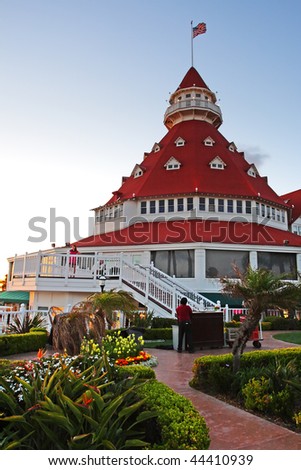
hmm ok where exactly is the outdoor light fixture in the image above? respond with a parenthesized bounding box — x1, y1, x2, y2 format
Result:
(99, 275, 106, 293)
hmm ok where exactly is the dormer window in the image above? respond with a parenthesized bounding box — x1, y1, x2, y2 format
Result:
(152, 142, 161, 153)
(164, 157, 181, 170)
(175, 137, 185, 147)
(209, 156, 226, 170)
(204, 136, 215, 147)
(247, 164, 259, 178)
(131, 164, 145, 178)
(228, 142, 237, 152)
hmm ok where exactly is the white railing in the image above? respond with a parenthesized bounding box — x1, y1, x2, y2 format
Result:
(11, 253, 40, 278)
(164, 99, 222, 120)
(0, 309, 51, 335)
(148, 265, 217, 309)
(121, 261, 218, 315)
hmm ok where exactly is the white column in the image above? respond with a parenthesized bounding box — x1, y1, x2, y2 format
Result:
(249, 251, 258, 270)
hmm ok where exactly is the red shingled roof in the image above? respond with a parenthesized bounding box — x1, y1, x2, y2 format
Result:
(176, 66, 210, 90)
(106, 120, 288, 208)
(281, 189, 301, 223)
(76, 220, 301, 248)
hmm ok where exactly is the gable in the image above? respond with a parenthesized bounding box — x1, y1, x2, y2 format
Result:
(164, 157, 181, 170)
(247, 164, 259, 178)
(203, 136, 215, 146)
(131, 164, 145, 178)
(209, 156, 226, 170)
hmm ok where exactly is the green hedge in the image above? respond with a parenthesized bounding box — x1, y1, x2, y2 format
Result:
(190, 348, 301, 394)
(116, 364, 156, 380)
(151, 318, 177, 329)
(0, 331, 48, 356)
(138, 380, 210, 450)
(264, 316, 301, 330)
(143, 328, 172, 341)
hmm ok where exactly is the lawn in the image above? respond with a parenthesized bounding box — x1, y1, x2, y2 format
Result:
(273, 331, 301, 345)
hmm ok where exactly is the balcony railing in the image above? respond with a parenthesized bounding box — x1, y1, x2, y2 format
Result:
(164, 98, 222, 121)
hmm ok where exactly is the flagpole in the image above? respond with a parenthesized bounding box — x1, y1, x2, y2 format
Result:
(191, 20, 194, 67)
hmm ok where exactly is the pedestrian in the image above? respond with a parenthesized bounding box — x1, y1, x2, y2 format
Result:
(176, 297, 194, 353)
(69, 244, 79, 276)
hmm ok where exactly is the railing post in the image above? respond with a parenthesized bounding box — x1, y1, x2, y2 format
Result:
(225, 304, 229, 322)
(22, 253, 27, 285)
(35, 251, 41, 283)
(145, 266, 149, 306)
(119, 253, 123, 288)
(93, 252, 98, 283)
(172, 281, 177, 317)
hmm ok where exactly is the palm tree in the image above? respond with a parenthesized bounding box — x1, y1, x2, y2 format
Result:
(221, 266, 301, 373)
(88, 289, 137, 327)
(51, 289, 137, 355)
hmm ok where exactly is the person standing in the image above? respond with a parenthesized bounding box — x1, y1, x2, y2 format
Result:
(176, 297, 194, 353)
(69, 244, 79, 276)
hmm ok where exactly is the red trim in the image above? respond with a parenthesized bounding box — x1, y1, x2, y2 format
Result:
(76, 220, 301, 248)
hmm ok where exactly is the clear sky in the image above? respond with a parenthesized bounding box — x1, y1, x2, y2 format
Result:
(1, 0, 301, 278)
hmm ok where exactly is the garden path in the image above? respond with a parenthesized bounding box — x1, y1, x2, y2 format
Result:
(151, 331, 301, 450)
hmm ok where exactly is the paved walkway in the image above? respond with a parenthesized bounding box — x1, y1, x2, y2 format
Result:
(151, 331, 301, 450)
(2, 331, 301, 449)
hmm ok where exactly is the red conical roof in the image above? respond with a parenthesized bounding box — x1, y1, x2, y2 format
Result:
(177, 66, 210, 90)
(106, 119, 288, 208)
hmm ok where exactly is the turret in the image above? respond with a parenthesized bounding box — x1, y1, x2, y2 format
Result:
(164, 67, 222, 129)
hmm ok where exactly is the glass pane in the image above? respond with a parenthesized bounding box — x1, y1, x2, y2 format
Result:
(151, 250, 195, 278)
(258, 252, 297, 279)
(206, 250, 249, 278)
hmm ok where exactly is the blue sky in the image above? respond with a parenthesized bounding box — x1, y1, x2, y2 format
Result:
(1, 0, 301, 278)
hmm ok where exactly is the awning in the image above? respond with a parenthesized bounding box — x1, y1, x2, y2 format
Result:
(0, 291, 30, 304)
(201, 292, 243, 308)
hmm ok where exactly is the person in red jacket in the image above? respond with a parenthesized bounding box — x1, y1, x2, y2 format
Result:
(176, 297, 194, 353)
(69, 244, 79, 276)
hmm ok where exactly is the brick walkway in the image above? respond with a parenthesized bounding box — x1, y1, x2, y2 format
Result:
(151, 331, 301, 449)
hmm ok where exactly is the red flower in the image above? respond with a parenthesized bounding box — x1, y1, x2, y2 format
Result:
(81, 392, 93, 408)
(36, 348, 46, 360)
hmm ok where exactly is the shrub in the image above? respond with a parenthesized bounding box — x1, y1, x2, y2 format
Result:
(0, 355, 157, 450)
(261, 322, 272, 331)
(116, 364, 156, 380)
(6, 312, 47, 334)
(242, 377, 294, 420)
(0, 331, 48, 356)
(190, 348, 301, 426)
(143, 328, 172, 341)
(151, 318, 177, 329)
(264, 316, 301, 330)
(242, 376, 272, 412)
(0, 353, 209, 450)
(102, 330, 144, 361)
(137, 381, 210, 450)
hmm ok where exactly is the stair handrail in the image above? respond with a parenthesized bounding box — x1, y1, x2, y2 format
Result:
(147, 264, 218, 309)
(122, 260, 218, 311)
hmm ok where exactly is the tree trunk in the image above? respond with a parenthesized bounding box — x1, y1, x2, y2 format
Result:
(232, 312, 261, 373)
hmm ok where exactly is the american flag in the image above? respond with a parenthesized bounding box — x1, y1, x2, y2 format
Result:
(192, 22, 207, 38)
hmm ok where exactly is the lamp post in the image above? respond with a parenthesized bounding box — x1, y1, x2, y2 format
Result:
(99, 275, 106, 293)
